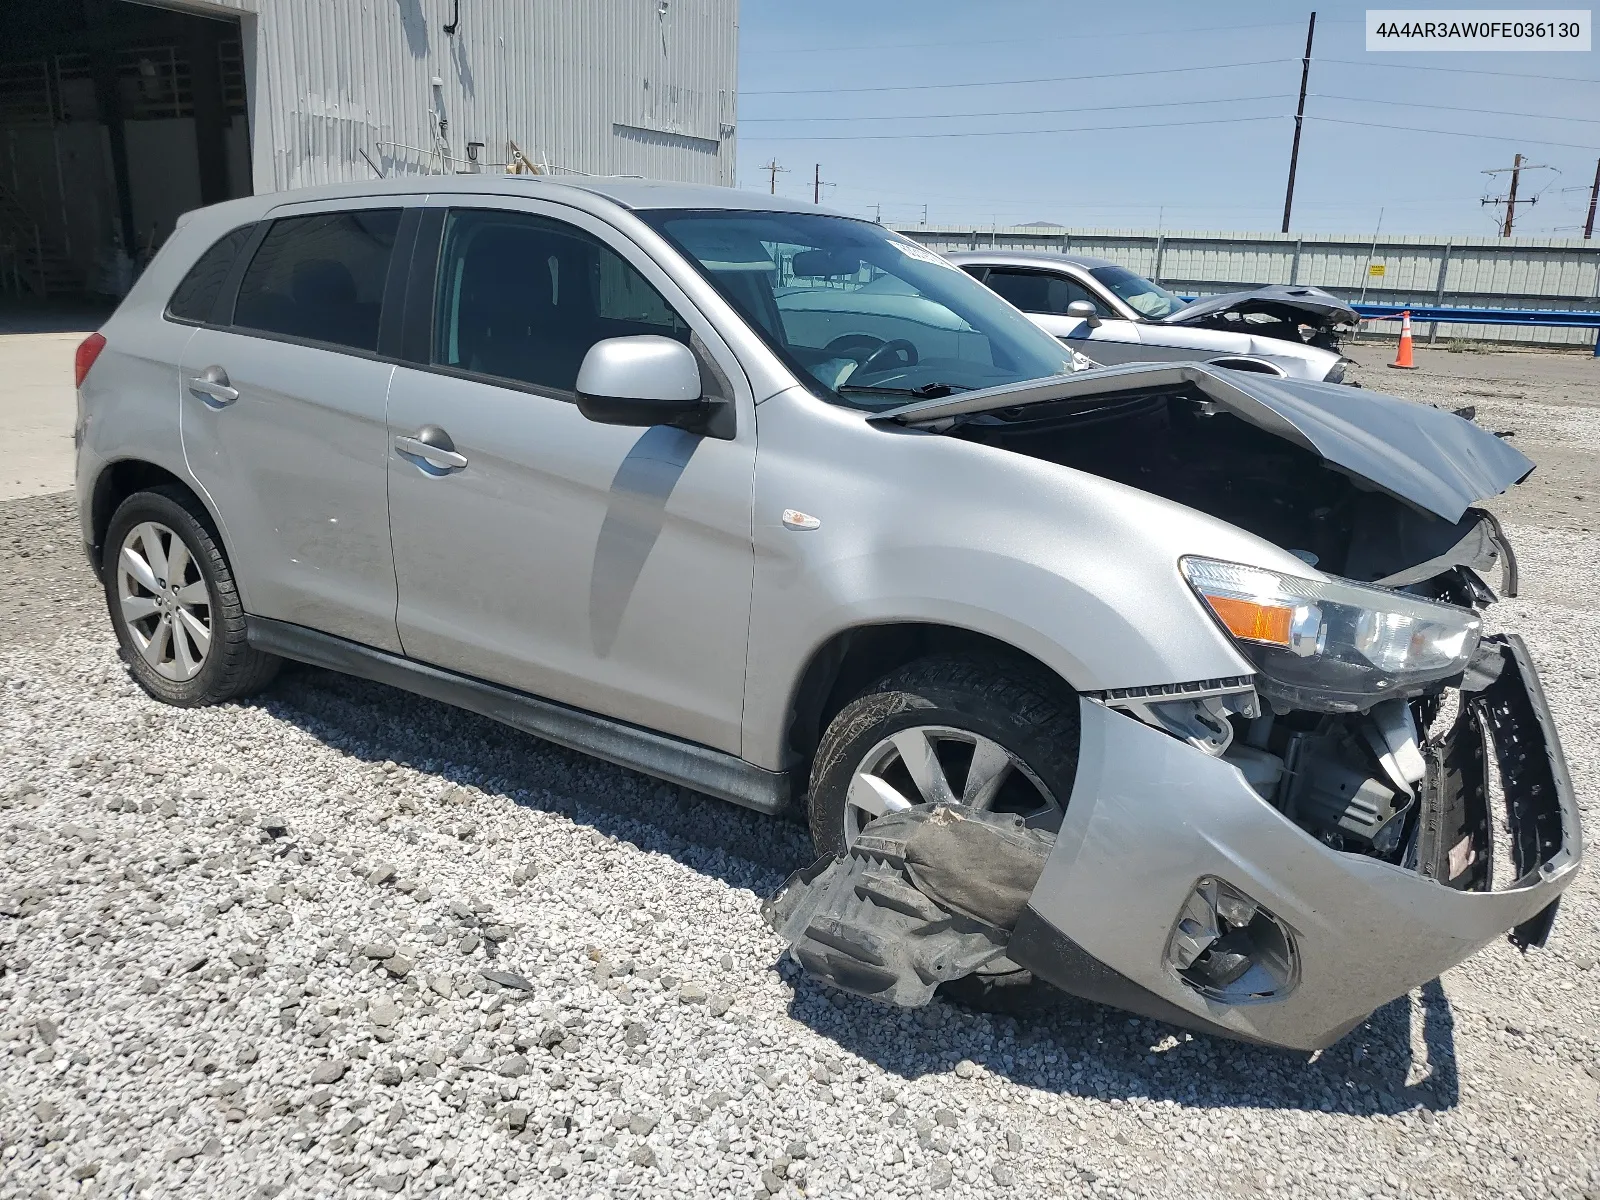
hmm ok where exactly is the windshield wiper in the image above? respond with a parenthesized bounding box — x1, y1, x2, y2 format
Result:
(836, 381, 974, 400)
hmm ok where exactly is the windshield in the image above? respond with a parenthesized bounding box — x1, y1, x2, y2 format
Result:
(640, 209, 1076, 410)
(1088, 264, 1186, 320)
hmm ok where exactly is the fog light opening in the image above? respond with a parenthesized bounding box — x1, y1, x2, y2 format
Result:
(1166, 877, 1298, 1003)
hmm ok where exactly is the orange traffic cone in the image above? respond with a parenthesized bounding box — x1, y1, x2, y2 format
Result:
(1388, 310, 1417, 369)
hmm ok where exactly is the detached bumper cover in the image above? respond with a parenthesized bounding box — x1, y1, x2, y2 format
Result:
(1010, 633, 1581, 1050)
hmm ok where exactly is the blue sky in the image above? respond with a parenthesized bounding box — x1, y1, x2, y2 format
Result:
(734, 1, 1600, 236)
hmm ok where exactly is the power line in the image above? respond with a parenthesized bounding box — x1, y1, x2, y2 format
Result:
(1314, 93, 1600, 125)
(1318, 57, 1600, 84)
(1305, 115, 1600, 153)
(742, 18, 1322, 55)
(740, 93, 1284, 125)
(745, 113, 1285, 143)
(742, 58, 1295, 97)
(739, 91, 1600, 141)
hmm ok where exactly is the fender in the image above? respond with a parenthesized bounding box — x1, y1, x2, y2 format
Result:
(737, 387, 1307, 771)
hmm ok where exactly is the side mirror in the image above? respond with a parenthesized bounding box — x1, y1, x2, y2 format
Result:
(576, 335, 724, 435)
(1066, 299, 1101, 328)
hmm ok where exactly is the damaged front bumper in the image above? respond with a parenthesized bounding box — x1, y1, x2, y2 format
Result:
(768, 635, 1581, 1051)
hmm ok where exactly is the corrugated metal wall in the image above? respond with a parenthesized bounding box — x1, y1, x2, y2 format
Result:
(181, 0, 737, 193)
(901, 225, 1600, 348)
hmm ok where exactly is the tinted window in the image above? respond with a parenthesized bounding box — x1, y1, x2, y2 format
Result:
(433, 209, 688, 393)
(233, 209, 401, 352)
(985, 268, 1111, 317)
(166, 225, 253, 323)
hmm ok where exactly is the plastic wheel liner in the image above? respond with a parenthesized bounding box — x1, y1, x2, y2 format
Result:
(763, 806, 1054, 1007)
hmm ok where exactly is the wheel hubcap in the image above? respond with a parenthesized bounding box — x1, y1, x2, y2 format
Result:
(844, 724, 1062, 848)
(116, 521, 212, 682)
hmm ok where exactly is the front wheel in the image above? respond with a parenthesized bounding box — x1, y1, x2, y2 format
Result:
(103, 487, 279, 706)
(805, 656, 1080, 1012)
(807, 656, 1078, 857)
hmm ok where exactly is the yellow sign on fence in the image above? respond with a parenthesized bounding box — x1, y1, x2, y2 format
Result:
(1368, 263, 1386, 277)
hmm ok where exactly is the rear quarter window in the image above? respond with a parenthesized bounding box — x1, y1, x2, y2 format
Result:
(165, 225, 254, 324)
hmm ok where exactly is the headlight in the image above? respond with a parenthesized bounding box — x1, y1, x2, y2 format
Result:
(1323, 358, 1351, 385)
(1181, 557, 1480, 712)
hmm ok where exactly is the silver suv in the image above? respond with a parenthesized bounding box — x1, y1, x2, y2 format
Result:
(75, 177, 1579, 1050)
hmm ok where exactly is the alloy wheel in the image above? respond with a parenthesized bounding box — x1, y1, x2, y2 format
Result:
(116, 521, 212, 682)
(844, 724, 1061, 848)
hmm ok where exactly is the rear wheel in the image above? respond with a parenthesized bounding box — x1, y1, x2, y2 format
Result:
(806, 655, 1080, 1012)
(104, 488, 279, 706)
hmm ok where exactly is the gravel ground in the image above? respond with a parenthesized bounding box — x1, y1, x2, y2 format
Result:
(3, 350, 1599, 1200)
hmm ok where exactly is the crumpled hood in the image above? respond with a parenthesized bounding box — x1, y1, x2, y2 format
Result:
(871, 362, 1534, 523)
(1163, 284, 1359, 330)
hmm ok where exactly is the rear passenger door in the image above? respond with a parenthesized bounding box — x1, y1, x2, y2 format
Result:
(383, 200, 757, 755)
(178, 201, 414, 652)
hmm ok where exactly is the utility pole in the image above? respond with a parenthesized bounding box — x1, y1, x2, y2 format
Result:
(1481, 153, 1548, 236)
(873, 202, 881, 224)
(762, 158, 787, 195)
(1502, 152, 1522, 237)
(1280, 11, 1316, 234)
(921, 203, 928, 226)
(1585, 157, 1600, 240)
(813, 163, 823, 204)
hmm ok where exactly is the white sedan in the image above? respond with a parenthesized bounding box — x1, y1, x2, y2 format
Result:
(949, 250, 1357, 383)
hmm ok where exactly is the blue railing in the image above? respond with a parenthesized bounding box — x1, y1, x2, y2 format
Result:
(1351, 303, 1600, 356)
(1177, 296, 1600, 355)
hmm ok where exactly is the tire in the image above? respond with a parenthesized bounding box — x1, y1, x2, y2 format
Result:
(103, 487, 280, 707)
(807, 655, 1080, 856)
(806, 655, 1080, 1013)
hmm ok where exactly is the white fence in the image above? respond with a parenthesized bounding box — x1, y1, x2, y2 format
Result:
(895, 225, 1600, 348)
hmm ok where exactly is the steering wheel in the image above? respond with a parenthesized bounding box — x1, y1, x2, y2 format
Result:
(823, 334, 886, 359)
(855, 338, 919, 377)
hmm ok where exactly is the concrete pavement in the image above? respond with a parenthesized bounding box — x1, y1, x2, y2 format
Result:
(0, 330, 93, 501)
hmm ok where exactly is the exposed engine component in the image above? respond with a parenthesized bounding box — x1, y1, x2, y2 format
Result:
(1362, 698, 1428, 793)
(1222, 742, 1284, 798)
(953, 389, 1512, 596)
(763, 805, 1052, 1007)
(1282, 725, 1413, 854)
(1221, 700, 1428, 857)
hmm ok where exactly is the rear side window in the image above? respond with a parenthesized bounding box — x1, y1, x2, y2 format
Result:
(432, 208, 688, 393)
(166, 226, 253, 323)
(233, 209, 402, 352)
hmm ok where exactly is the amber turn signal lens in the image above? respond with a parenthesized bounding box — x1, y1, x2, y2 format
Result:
(1199, 593, 1294, 647)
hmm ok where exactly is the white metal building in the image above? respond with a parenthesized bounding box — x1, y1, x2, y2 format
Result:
(0, 0, 739, 298)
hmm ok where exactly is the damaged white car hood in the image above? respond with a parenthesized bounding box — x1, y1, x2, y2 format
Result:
(1161, 284, 1359, 330)
(871, 362, 1534, 524)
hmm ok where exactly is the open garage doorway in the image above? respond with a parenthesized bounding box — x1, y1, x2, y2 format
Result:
(0, 0, 251, 305)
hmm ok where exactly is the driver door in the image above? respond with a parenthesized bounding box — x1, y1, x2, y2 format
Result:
(384, 200, 758, 753)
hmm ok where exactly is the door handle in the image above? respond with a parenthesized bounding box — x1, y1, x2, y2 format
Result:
(395, 425, 468, 472)
(188, 365, 238, 406)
